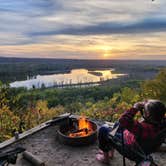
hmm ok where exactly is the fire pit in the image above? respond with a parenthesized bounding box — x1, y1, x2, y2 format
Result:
(57, 116, 98, 146)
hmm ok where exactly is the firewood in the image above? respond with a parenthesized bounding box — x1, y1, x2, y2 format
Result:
(23, 151, 45, 166)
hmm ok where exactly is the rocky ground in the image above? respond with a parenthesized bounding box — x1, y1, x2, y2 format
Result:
(3, 125, 165, 166)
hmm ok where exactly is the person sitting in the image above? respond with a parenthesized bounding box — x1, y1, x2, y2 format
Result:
(96, 99, 166, 164)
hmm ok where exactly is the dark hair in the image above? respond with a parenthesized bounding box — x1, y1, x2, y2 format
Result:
(144, 100, 166, 123)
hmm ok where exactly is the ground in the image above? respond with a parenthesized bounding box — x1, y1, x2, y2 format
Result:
(2, 125, 165, 166)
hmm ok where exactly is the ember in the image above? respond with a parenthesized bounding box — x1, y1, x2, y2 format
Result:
(69, 117, 93, 137)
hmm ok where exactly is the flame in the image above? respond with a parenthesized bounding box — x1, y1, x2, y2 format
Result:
(69, 117, 93, 137)
(79, 117, 88, 130)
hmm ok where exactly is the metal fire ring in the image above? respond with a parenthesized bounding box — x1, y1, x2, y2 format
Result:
(57, 117, 98, 146)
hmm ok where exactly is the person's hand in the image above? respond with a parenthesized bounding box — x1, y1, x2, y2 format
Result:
(133, 102, 145, 111)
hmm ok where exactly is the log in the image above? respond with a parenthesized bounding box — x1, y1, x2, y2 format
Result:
(23, 151, 45, 166)
(70, 128, 88, 134)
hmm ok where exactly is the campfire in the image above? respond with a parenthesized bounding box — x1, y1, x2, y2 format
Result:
(57, 116, 97, 146)
(68, 117, 93, 137)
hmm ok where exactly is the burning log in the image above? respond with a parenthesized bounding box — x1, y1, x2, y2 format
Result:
(69, 128, 91, 137)
(70, 128, 89, 134)
(68, 117, 94, 137)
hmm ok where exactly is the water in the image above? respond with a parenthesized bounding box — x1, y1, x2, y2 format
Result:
(10, 69, 125, 89)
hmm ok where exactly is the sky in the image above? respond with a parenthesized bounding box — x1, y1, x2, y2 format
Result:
(0, 0, 166, 60)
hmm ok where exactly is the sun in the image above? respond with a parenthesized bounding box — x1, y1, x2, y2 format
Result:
(102, 46, 112, 58)
(103, 53, 109, 57)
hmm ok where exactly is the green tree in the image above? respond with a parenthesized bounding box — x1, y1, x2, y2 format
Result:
(142, 68, 166, 103)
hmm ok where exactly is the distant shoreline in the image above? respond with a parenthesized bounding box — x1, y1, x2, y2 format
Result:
(0, 56, 166, 62)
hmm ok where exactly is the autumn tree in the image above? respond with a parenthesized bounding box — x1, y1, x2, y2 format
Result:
(0, 82, 20, 142)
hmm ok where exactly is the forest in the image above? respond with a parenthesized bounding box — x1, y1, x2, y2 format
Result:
(0, 62, 166, 142)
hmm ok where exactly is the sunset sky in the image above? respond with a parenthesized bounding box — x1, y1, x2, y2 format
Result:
(0, 0, 166, 60)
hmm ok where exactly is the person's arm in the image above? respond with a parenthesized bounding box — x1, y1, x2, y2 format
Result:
(119, 107, 143, 136)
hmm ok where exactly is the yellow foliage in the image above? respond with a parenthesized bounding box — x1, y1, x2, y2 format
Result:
(0, 107, 20, 142)
(22, 100, 65, 130)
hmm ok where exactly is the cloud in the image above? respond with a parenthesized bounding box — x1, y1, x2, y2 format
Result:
(0, 0, 166, 59)
(28, 18, 166, 37)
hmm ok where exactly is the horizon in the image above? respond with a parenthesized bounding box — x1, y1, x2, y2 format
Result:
(1, 56, 166, 62)
(1, 1, 166, 60)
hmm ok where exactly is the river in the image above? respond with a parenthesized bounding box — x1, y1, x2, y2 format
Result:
(10, 68, 125, 89)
